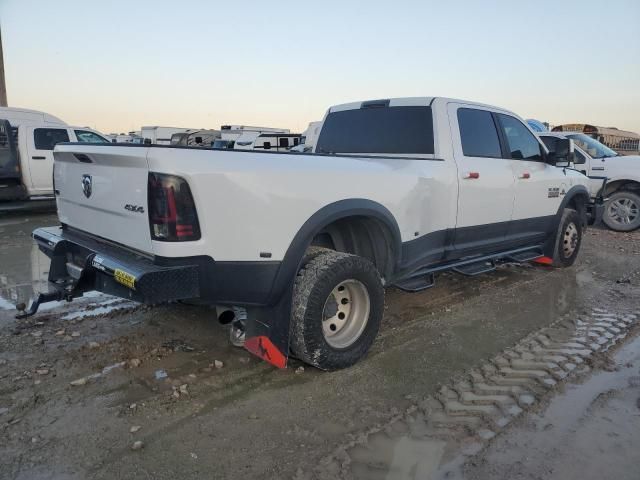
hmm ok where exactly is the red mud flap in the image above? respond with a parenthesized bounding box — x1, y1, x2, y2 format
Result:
(244, 336, 288, 369)
(244, 290, 293, 369)
(534, 256, 554, 266)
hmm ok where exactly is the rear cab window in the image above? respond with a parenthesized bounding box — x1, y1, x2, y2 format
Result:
(34, 128, 70, 150)
(315, 105, 434, 155)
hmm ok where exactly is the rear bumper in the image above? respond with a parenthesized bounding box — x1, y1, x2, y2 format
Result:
(34, 227, 201, 304)
(30, 226, 293, 368)
(33, 226, 284, 306)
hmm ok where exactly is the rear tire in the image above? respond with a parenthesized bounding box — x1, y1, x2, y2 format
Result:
(602, 191, 640, 232)
(290, 250, 384, 370)
(552, 208, 582, 267)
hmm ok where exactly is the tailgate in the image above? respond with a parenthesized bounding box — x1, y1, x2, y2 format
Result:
(53, 144, 153, 253)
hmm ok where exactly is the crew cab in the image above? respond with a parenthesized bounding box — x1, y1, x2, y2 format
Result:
(19, 97, 595, 370)
(539, 131, 640, 231)
(0, 107, 109, 208)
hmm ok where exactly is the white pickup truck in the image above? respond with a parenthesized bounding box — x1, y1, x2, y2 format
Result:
(0, 107, 109, 209)
(539, 131, 640, 231)
(19, 97, 597, 370)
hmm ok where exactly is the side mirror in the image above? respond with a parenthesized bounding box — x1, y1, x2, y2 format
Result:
(549, 138, 575, 166)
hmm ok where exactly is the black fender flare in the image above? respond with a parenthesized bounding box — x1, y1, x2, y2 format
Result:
(556, 185, 590, 222)
(543, 184, 590, 257)
(266, 199, 402, 304)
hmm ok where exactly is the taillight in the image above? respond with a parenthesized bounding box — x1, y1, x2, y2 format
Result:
(147, 173, 201, 242)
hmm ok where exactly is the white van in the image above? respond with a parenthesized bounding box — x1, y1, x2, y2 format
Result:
(0, 107, 109, 206)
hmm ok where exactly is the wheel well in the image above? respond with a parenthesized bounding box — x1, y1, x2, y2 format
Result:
(565, 193, 589, 226)
(604, 180, 640, 197)
(310, 215, 396, 279)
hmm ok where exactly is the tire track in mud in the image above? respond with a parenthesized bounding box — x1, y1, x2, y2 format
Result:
(298, 305, 639, 480)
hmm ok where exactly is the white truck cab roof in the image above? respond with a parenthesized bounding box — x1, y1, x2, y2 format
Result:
(327, 97, 518, 115)
(0, 107, 67, 127)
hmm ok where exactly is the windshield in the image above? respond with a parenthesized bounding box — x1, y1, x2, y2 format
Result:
(567, 133, 618, 159)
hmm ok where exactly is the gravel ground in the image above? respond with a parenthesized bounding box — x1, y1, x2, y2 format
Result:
(0, 213, 638, 479)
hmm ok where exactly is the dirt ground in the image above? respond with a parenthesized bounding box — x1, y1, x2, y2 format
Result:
(0, 213, 639, 480)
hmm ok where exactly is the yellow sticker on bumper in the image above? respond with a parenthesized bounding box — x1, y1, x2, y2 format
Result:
(114, 269, 136, 290)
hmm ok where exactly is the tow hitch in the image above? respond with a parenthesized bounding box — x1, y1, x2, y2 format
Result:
(15, 290, 69, 319)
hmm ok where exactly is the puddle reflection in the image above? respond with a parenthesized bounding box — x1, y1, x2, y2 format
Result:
(0, 213, 58, 308)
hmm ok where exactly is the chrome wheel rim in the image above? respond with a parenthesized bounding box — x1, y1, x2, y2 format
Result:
(562, 222, 579, 258)
(322, 279, 370, 349)
(607, 197, 639, 226)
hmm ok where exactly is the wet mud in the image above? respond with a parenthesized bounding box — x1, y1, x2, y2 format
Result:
(0, 214, 639, 479)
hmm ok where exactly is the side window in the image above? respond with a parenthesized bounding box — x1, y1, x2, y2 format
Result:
(263, 141, 271, 150)
(574, 149, 586, 165)
(457, 108, 502, 158)
(74, 130, 108, 143)
(279, 137, 289, 148)
(497, 114, 543, 161)
(34, 128, 70, 150)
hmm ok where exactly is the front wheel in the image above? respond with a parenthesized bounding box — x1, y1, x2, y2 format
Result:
(602, 191, 640, 232)
(552, 208, 583, 267)
(290, 250, 384, 370)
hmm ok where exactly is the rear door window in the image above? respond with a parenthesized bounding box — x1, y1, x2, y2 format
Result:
(34, 128, 70, 150)
(497, 114, 543, 161)
(457, 108, 502, 158)
(315, 106, 434, 154)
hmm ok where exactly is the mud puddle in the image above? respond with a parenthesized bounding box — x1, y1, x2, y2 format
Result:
(0, 214, 56, 309)
(0, 213, 140, 324)
(307, 306, 639, 480)
(463, 332, 640, 480)
(1, 223, 638, 480)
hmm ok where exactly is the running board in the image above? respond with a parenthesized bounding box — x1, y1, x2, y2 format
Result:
(394, 246, 544, 289)
(505, 250, 543, 263)
(452, 260, 496, 276)
(394, 273, 435, 292)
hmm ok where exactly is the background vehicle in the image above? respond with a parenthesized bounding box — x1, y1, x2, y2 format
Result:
(540, 131, 639, 231)
(552, 124, 640, 156)
(212, 139, 235, 149)
(234, 132, 302, 151)
(141, 126, 197, 145)
(170, 129, 221, 147)
(526, 119, 549, 133)
(0, 107, 108, 208)
(23, 97, 591, 371)
(108, 132, 144, 143)
(301, 120, 322, 150)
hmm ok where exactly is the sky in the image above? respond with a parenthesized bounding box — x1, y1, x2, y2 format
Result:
(1, 0, 639, 135)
